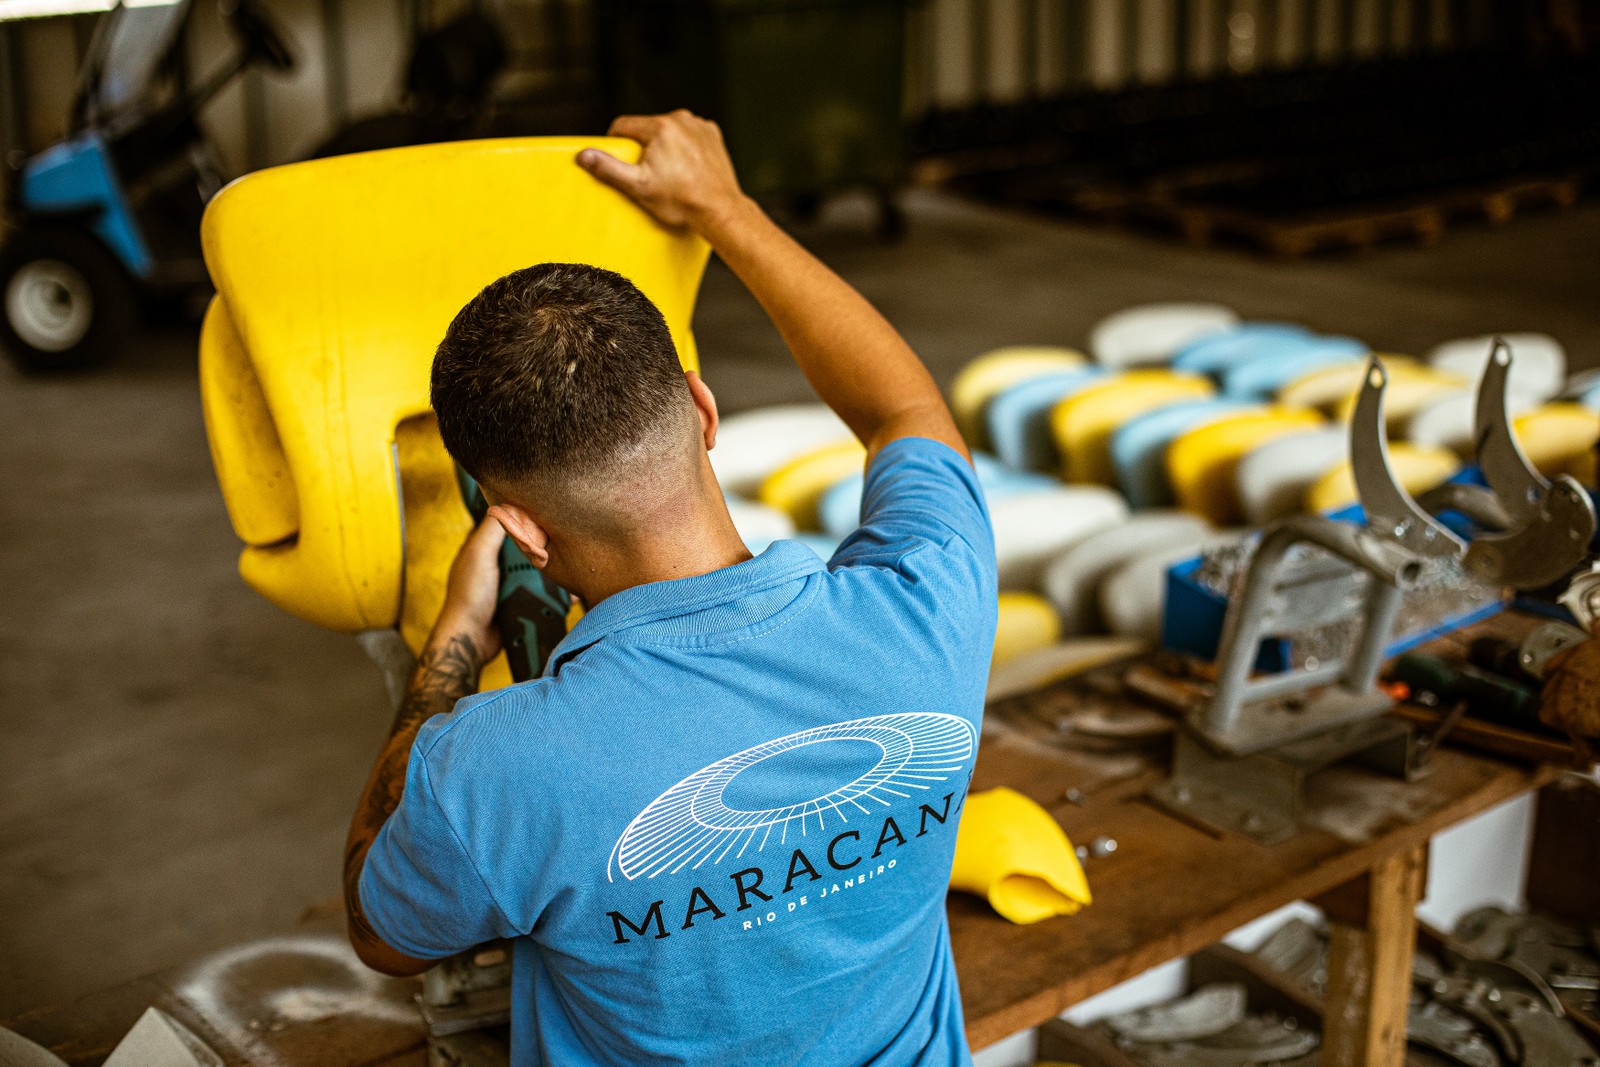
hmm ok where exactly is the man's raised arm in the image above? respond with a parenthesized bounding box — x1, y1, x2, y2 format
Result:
(577, 111, 968, 464)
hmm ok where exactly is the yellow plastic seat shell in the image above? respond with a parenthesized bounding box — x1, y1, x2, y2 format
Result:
(950, 787, 1092, 925)
(1277, 354, 1419, 413)
(1332, 367, 1468, 427)
(1512, 403, 1600, 482)
(710, 403, 854, 499)
(756, 439, 867, 531)
(1166, 408, 1325, 525)
(992, 592, 1064, 668)
(1303, 443, 1461, 513)
(200, 138, 710, 651)
(949, 346, 1085, 448)
(1049, 369, 1214, 484)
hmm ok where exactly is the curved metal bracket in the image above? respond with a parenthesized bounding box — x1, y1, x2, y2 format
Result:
(1351, 358, 1466, 559)
(1414, 481, 1511, 531)
(1464, 476, 1597, 589)
(1474, 338, 1548, 522)
(1462, 339, 1598, 589)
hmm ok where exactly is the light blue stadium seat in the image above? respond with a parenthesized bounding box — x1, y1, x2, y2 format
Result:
(986, 368, 1106, 472)
(1111, 398, 1254, 509)
(1221, 336, 1368, 399)
(1169, 323, 1314, 377)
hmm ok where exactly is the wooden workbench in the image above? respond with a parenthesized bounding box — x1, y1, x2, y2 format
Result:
(6, 649, 1567, 1066)
(955, 668, 1563, 1060)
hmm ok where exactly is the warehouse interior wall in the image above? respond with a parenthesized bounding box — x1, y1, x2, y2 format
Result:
(0, 0, 1489, 183)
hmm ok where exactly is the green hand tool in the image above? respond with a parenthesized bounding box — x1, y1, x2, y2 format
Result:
(456, 467, 572, 682)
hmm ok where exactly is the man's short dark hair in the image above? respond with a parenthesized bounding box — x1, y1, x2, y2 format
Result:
(431, 263, 693, 492)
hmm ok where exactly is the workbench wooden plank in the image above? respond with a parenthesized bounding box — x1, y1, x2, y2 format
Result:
(954, 719, 1559, 1050)
(1320, 845, 1427, 1067)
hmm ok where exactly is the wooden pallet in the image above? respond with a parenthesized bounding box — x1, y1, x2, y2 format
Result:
(1072, 172, 1587, 256)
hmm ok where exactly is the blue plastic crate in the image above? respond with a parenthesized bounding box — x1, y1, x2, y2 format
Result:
(1161, 470, 1507, 672)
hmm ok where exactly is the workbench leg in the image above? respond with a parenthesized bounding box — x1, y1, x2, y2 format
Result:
(1317, 845, 1428, 1067)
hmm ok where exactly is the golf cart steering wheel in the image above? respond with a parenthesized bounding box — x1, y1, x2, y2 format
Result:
(225, 0, 296, 73)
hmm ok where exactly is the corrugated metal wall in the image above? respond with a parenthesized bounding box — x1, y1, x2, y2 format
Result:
(905, 0, 1496, 112)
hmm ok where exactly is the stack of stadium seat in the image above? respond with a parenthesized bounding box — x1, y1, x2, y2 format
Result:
(708, 303, 1600, 701)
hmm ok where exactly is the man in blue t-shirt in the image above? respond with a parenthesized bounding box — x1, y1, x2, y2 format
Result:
(343, 110, 999, 1065)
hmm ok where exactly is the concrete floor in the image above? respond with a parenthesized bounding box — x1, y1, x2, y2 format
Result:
(3, 190, 1599, 1019)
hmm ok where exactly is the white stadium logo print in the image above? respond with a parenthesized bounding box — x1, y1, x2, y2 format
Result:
(608, 712, 976, 882)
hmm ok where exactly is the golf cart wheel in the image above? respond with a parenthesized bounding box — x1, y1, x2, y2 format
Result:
(0, 227, 136, 372)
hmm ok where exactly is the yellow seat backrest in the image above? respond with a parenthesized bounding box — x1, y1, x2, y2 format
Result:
(199, 138, 710, 654)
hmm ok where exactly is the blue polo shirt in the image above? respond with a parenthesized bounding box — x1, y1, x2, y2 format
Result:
(360, 436, 998, 1065)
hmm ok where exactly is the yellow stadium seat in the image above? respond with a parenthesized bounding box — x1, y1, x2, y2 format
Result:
(992, 592, 1064, 667)
(1049, 369, 1214, 484)
(1332, 365, 1467, 427)
(1303, 443, 1460, 513)
(949, 346, 1084, 448)
(757, 439, 868, 530)
(1166, 408, 1325, 524)
(199, 138, 711, 681)
(951, 787, 1092, 925)
(1512, 404, 1600, 482)
(1277, 354, 1419, 412)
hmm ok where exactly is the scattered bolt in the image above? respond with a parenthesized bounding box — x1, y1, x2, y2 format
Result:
(1075, 836, 1117, 861)
(1063, 787, 1087, 807)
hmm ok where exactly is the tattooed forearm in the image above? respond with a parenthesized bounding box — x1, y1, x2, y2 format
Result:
(342, 631, 483, 972)
(391, 633, 482, 736)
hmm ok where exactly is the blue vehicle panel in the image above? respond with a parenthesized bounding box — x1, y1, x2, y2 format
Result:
(21, 133, 153, 278)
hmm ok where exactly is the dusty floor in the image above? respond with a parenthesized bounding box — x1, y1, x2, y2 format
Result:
(3, 189, 1598, 1017)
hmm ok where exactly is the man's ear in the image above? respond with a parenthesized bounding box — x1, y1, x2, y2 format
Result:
(486, 502, 550, 569)
(686, 370, 719, 452)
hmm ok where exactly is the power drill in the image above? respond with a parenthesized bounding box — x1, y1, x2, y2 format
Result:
(455, 467, 572, 682)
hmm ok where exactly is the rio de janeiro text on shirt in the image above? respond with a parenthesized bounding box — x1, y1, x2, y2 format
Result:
(605, 788, 965, 945)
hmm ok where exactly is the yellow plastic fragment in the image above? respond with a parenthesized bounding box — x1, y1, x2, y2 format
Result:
(950, 347, 1085, 448)
(951, 787, 1092, 925)
(757, 439, 868, 530)
(1050, 369, 1215, 484)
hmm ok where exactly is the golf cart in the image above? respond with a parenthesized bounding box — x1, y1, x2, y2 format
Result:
(0, 0, 295, 372)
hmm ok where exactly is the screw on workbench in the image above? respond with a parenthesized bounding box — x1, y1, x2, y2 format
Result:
(1062, 788, 1087, 806)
